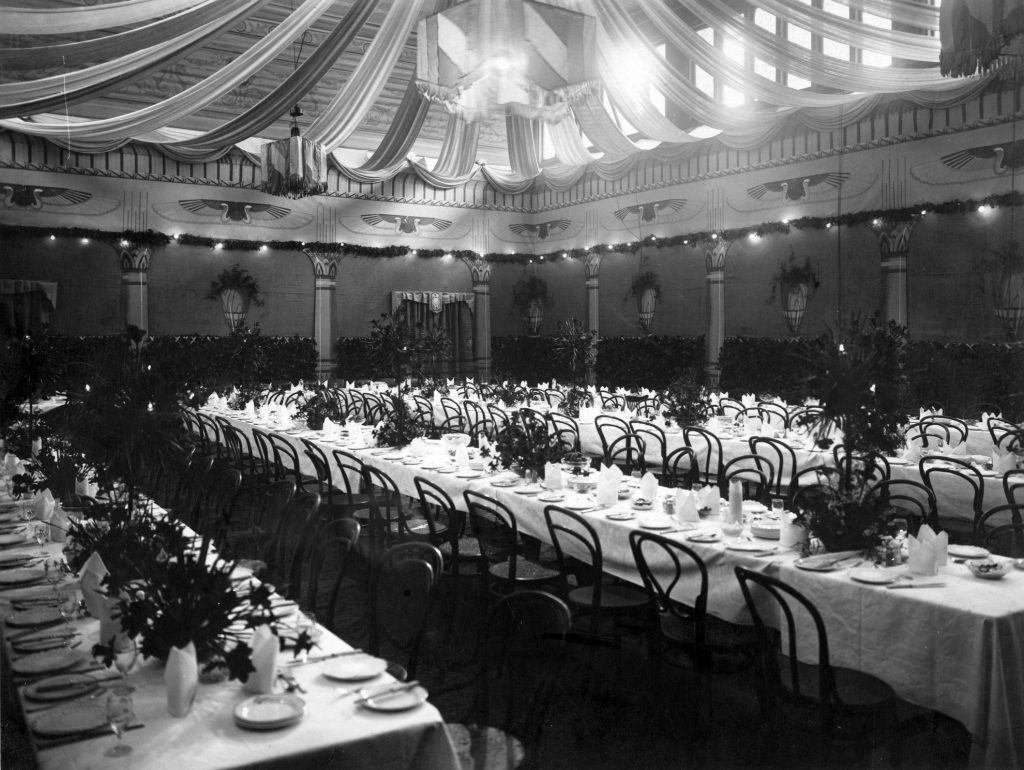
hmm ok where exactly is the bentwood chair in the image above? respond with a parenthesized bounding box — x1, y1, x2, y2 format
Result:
(832, 445, 890, 486)
(463, 400, 494, 442)
(631, 419, 669, 477)
(603, 433, 648, 476)
(988, 416, 1019, 448)
(446, 591, 572, 770)
(1003, 469, 1024, 507)
(684, 426, 725, 489)
(547, 411, 581, 453)
(464, 490, 560, 599)
(734, 567, 898, 762)
(543, 505, 647, 642)
(368, 542, 442, 682)
(749, 436, 798, 502)
(663, 447, 699, 490)
(268, 433, 318, 500)
(864, 479, 938, 534)
(360, 465, 426, 556)
(974, 503, 1024, 555)
(594, 414, 630, 461)
(306, 518, 361, 635)
(919, 455, 984, 543)
(723, 454, 775, 506)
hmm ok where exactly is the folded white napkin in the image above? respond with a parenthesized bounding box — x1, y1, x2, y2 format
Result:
(993, 447, 1018, 473)
(982, 411, 1001, 425)
(244, 400, 256, 419)
(166, 641, 199, 717)
(780, 513, 809, 548)
(31, 438, 42, 457)
(1, 453, 19, 476)
(205, 392, 220, 408)
(920, 407, 943, 418)
(544, 462, 563, 490)
(742, 393, 757, 409)
(746, 416, 762, 435)
(676, 489, 700, 522)
(32, 489, 54, 521)
(345, 380, 355, 390)
(941, 441, 967, 456)
(907, 524, 947, 575)
(902, 443, 923, 464)
(450, 378, 459, 387)
(322, 417, 341, 439)
(803, 397, 820, 406)
(409, 438, 426, 458)
(595, 464, 622, 507)
(455, 447, 470, 468)
(697, 485, 720, 513)
(638, 472, 658, 501)
(74, 476, 98, 498)
(244, 625, 278, 694)
(80, 551, 110, 620)
(47, 503, 69, 543)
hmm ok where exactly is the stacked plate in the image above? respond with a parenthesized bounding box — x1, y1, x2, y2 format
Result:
(234, 694, 305, 731)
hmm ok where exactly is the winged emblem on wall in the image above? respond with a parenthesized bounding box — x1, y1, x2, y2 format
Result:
(940, 140, 1024, 175)
(508, 219, 571, 240)
(614, 199, 686, 223)
(152, 198, 312, 228)
(746, 172, 851, 201)
(1, 183, 90, 209)
(360, 213, 452, 234)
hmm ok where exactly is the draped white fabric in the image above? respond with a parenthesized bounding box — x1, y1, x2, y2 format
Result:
(5, 0, 209, 35)
(0, 0, 335, 143)
(307, 0, 425, 149)
(390, 291, 474, 314)
(0, 0, 996, 190)
(0, 0, 245, 70)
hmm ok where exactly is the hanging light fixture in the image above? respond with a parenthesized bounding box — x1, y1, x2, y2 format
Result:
(260, 104, 327, 198)
(416, 0, 597, 123)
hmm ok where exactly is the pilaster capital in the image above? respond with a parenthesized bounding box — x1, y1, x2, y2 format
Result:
(303, 248, 341, 280)
(872, 219, 917, 262)
(462, 255, 492, 285)
(584, 253, 603, 280)
(703, 239, 730, 274)
(116, 242, 151, 273)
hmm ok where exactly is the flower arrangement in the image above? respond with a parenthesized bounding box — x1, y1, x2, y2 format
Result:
(64, 502, 188, 588)
(104, 539, 311, 678)
(207, 264, 264, 307)
(660, 369, 712, 429)
(793, 467, 888, 553)
(293, 384, 345, 430)
(625, 270, 662, 303)
(552, 318, 597, 386)
(11, 433, 93, 501)
(493, 421, 562, 475)
(559, 386, 594, 419)
(490, 381, 528, 408)
(371, 393, 424, 448)
(768, 252, 819, 304)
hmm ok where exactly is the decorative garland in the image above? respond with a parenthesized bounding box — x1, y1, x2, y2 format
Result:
(4, 191, 1023, 264)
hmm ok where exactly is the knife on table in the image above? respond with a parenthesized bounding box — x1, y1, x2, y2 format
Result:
(357, 681, 421, 703)
(887, 581, 946, 589)
(286, 649, 364, 666)
(35, 723, 144, 749)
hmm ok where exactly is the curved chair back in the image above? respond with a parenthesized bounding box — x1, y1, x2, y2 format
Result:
(683, 426, 725, 488)
(308, 517, 361, 631)
(919, 455, 984, 539)
(595, 414, 630, 460)
(723, 454, 775, 505)
(864, 478, 938, 534)
(749, 436, 798, 501)
(975, 503, 1024, 555)
(631, 419, 668, 476)
(664, 446, 698, 489)
(370, 543, 440, 680)
(547, 411, 580, 453)
(604, 433, 648, 475)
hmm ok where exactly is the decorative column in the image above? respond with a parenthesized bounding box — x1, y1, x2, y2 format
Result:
(117, 241, 151, 333)
(303, 248, 340, 380)
(874, 220, 916, 329)
(463, 256, 493, 382)
(584, 253, 602, 386)
(703, 238, 730, 389)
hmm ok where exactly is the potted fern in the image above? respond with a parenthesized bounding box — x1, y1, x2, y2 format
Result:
(626, 270, 661, 334)
(208, 264, 264, 332)
(512, 275, 548, 336)
(769, 252, 818, 334)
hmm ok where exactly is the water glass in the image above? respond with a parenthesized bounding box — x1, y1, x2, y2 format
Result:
(771, 498, 785, 518)
(105, 686, 135, 757)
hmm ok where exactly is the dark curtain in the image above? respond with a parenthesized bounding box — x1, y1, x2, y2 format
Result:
(0, 290, 53, 337)
(401, 298, 473, 377)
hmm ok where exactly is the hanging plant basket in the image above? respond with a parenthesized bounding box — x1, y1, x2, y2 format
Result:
(769, 252, 818, 335)
(626, 270, 661, 335)
(512, 275, 548, 336)
(524, 298, 545, 335)
(207, 264, 264, 333)
(782, 283, 809, 334)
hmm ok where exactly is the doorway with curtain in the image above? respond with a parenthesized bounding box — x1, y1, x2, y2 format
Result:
(391, 291, 474, 378)
(0, 280, 57, 338)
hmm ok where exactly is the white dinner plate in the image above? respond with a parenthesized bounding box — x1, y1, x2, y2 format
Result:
(24, 673, 102, 702)
(749, 524, 781, 541)
(638, 518, 674, 530)
(536, 492, 565, 503)
(12, 648, 89, 676)
(360, 685, 429, 712)
(513, 485, 542, 496)
(742, 501, 768, 513)
(419, 462, 444, 470)
(454, 471, 481, 479)
(606, 512, 635, 521)
(229, 565, 254, 582)
(687, 531, 721, 543)
(565, 500, 594, 511)
(234, 694, 305, 730)
(382, 454, 406, 462)
(434, 466, 458, 474)
(726, 542, 778, 553)
(30, 700, 108, 737)
(0, 530, 29, 545)
(0, 551, 36, 566)
(794, 552, 863, 571)
(401, 458, 422, 465)
(849, 567, 903, 585)
(7, 606, 63, 627)
(321, 653, 388, 681)
(0, 566, 46, 585)
(948, 545, 990, 559)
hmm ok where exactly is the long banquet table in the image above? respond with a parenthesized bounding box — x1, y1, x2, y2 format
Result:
(211, 407, 1024, 769)
(0, 494, 460, 770)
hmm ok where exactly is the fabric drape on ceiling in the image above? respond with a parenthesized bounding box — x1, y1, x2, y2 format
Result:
(479, 115, 544, 193)
(0, 0, 263, 119)
(0, 0, 242, 69)
(410, 117, 482, 189)
(831, 0, 939, 29)
(307, 0, 425, 149)
(572, 92, 643, 157)
(169, 0, 376, 154)
(5, 0, 208, 35)
(548, 116, 601, 167)
(357, 81, 432, 172)
(0, 0, 332, 145)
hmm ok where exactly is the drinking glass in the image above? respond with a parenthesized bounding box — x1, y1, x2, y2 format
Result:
(771, 498, 786, 518)
(33, 522, 48, 548)
(105, 686, 135, 757)
(112, 636, 139, 683)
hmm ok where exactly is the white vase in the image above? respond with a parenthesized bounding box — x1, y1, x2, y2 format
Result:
(219, 288, 250, 332)
(165, 642, 198, 717)
(637, 287, 657, 333)
(782, 282, 808, 333)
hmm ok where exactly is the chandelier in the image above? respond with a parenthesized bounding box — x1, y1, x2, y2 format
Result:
(260, 105, 327, 199)
(416, 0, 597, 123)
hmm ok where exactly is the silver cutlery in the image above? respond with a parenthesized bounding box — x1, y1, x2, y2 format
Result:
(286, 649, 364, 667)
(887, 581, 946, 589)
(35, 722, 144, 748)
(336, 680, 420, 700)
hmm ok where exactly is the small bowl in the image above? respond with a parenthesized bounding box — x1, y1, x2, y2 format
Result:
(967, 558, 1013, 580)
(632, 498, 654, 510)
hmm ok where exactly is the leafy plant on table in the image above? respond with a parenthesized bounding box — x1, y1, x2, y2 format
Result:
(493, 421, 562, 475)
(660, 368, 712, 429)
(371, 393, 424, 448)
(104, 536, 314, 678)
(293, 383, 346, 430)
